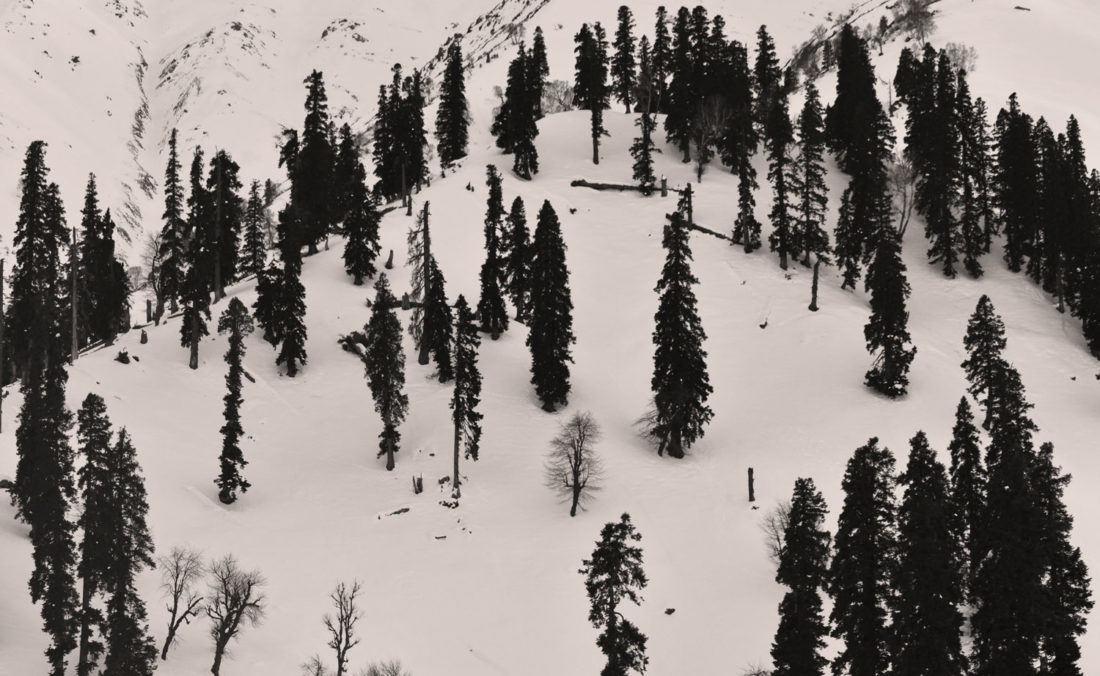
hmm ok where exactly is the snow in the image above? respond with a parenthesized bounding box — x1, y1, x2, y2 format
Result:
(2, 0, 1100, 674)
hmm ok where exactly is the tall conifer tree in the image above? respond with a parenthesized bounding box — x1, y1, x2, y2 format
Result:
(478, 166, 510, 338)
(504, 197, 532, 321)
(450, 295, 482, 498)
(527, 201, 574, 412)
(436, 41, 469, 167)
(158, 128, 187, 318)
(364, 274, 408, 472)
(863, 231, 916, 397)
(947, 396, 985, 598)
(75, 394, 113, 676)
(241, 180, 268, 278)
(342, 162, 381, 286)
(216, 298, 254, 504)
(611, 6, 637, 113)
(766, 88, 796, 270)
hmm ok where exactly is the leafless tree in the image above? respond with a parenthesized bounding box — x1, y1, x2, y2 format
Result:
(889, 157, 918, 237)
(159, 546, 206, 660)
(692, 95, 730, 182)
(893, 0, 936, 43)
(141, 230, 168, 323)
(544, 411, 604, 517)
(361, 661, 411, 676)
(742, 664, 772, 676)
(944, 42, 978, 73)
(301, 655, 328, 676)
(761, 500, 792, 566)
(324, 581, 363, 676)
(541, 80, 575, 115)
(207, 555, 266, 676)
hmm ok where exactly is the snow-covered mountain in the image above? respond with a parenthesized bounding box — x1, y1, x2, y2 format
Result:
(2, 0, 1100, 674)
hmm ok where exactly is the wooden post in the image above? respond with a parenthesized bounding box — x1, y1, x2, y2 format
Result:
(660, 175, 667, 197)
(385, 249, 394, 270)
(146, 298, 152, 323)
(684, 184, 694, 224)
(748, 467, 755, 503)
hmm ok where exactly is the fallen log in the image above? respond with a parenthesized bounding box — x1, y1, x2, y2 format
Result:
(664, 213, 730, 241)
(570, 179, 649, 194)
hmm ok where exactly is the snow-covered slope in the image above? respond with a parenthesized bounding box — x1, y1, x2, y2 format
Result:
(3, 1, 1100, 674)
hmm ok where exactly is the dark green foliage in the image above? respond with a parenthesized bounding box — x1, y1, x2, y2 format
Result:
(241, 180, 268, 278)
(575, 23, 610, 164)
(722, 40, 761, 252)
(527, 201, 574, 412)
(961, 294, 1007, 428)
(503, 197, 532, 321)
(580, 514, 649, 676)
(611, 6, 636, 113)
(663, 7, 694, 160)
(158, 129, 188, 315)
(791, 83, 830, 268)
(75, 394, 112, 676)
(834, 186, 862, 290)
(630, 109, 658, 193)
(374, 65, 429, 201)
(893, 431, 965, 676)
(78, 176, 130, 346)
(529, 27, 550, 118)
(634, 35, 655, 114)
(478, 166, 510, 338)
(342, 161, 381, 285)
(947, 397, 985, 598)
(207, 150, 244, 296)
(770, 478, 830, 676)
(826, 24, 878, 172)
(216, 298, 254, 504)
(955, 70, 986, 278)
(753, 25, 781, 127)
(913, 51, 962, 278)
(864, 231, 916, 397)
(333, 123, 359, 224)
(423, 258, 455, 383)
(651, 212, 713, 458)
(766, 87, 796, 270)
(364, 275, 408, 472)
(451, 295, 482, 470)
(829, 438, 897, 676)
(297, 70, 336, 252)
(492, 45, 540, 178)
(651, 6, 671, 113)
(252, 262, 285, 348)
(993, 93, 1039, 272)
(274, 215, 308, 378)
(180, 147, 212, 361)
(436, 41, 469, 167)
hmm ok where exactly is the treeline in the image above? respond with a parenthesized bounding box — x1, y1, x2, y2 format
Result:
(770, 295, 1092, 676)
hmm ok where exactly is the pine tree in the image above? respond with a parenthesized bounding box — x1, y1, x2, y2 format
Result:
(158, 128, 187, 318)
(961, 294, 1008, 428)
(947, 396, 985, 599)
(864, 231, 916, 397)
(994, 93, 1039, 272)
(766, 88, 796, 270)
(79, 177, 129, 346)
(664, 7, 694, 161)
(333, 123, 359, 224)
(972, 97, 997, 252)
(955, 69, 985, 278)
(635, 35, 655, 114)
(504, 196, 532, 321)
(492, 45, 540, 178)
(792, 83, 829, 269)
(241, 180, 268, 278)
(180, 146, 212, 370)
(770, 478, 830, 676)
(720, 39, 761, 252)
(372, 82, 397, 201)
(1032, 442, 1093, 676)
(101, 429, 157, 675)
(651, 212, 713, 458)
(423, 258, 455, 383)
(364, 274, 408, 472)
(826, 24, 878, 171)
(435, 41, 469, 167)
(651, 6, 671, 113)
(450, 295, 482, 498)
(252, 262, 285, 349)
(400, 70, 430, 194)
(753, 25, 781, 127)
(216, 298, 254, 504)
(75, 394, 113, 676)
(341, 162, 381, 286)
(529, 27, 550, 119)
(829, 438, 897, 676)
(611, 6, 637, 113)
(407, 202, 433, 359)
(527, 201, 575, 412)
(273, 206, 308, 377)
(207, 150, 244, 301)
(918, 51, 962, 278)
(298, 70, 335, 253)
(630, 109, 658, 194)
(580, 514, 649, 676)
(893, 431, 965, 676)
(478, 166, 510, 338)
(575, 23, 610, 164)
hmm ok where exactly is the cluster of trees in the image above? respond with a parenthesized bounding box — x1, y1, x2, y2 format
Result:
(491, 27, 549, 179)
(769, 295, 1092, 676)
(374, 65, 429, 206)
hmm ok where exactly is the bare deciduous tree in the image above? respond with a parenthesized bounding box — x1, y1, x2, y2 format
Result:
(761, 500, 792, 566)
(944, 42, 978, 73)
(301, 655, 328, 676)
(541, 80, 575, 116)
(324, 581, 363, 676)
(544, 411, 604, 517)
(159, 546, 206, 660)
(692, 95, 731, 182)
(892, 0, 936, 43)
(361, 660, 411, 676)
(207, 555, 266, 676)
(889, 157, 918, 237)
(141, 230, 167, 323)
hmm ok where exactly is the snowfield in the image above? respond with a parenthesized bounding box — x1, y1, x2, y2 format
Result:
(2, 0, 1100, 674)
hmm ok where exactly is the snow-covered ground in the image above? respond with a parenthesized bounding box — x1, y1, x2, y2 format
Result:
(2, 0, 1100, 674)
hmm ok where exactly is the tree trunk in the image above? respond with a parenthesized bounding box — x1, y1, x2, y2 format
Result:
(592, 133, 599, 165)
(418, 207, 432, 366)
(214, 156, 224, 302)
(211, 639, 226, 676)
(154, 294, 165, 325)
(809, 258, 821, 312)
(385, 420, 396, 471)
(160, 626, 176, 661)
(452, 418, 461, 499)
(189, 311, 200, 369)
(77, 577, 94, 675)
(71, 227, 79, 363)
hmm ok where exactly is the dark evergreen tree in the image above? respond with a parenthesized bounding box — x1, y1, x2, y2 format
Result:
(333, 123, 359, 223)
(423, 258, 455, 383)
(297, 70, 335, 253)
(972, 97, 997, 252)
(770, 478, 831, 676)
(450, 295, 482, 498)
(664, 7, 694, 161)
(75, 394, 113, 676)
(954, 69, 985, 278)
(207, 150, 244, 300)
(492, 45, 540, 178)
(216, 298, 254, 504)
(478, 166, 510, 338)
(961, 294, 1007, 428)
(78, 177, 130, 346)
(157, 128, 187, 318)
(241, 180, 267, 278)
(407, 202, 433, 360)
(635, 35, 655, 114)
(834, 186, 862, 290)
(720, 40, 761, 252)
(893, 431, 965, 676)
(341, 162, 380, 286)
(792, 82, 830, 309)
(435, 41, 469, 167)
(529, 27, 550, 119)
(651, 212, 713, 458)
(180, 146, 213, 370)
(864, 231, 916, 397)
(947, 396, 985, 599)
(100, 428, 157, 675)
(630, 109, 658, 194)
(766, 87, 796, 270)
(504, 197, 532, 321)
(364, 274, 408, 472)
(273, 206, 308, 377)
(826, 24, 878, 171)
(401, 70, 430, 193)
(372, 82, 397, 201)
(994, 93, 1039, 272)
(611, 6, 637, 113)
(580, 514, 649, 676)
(1032, 442, 1093, 676)
(575, 23, 610, 164)
(527, 201, 574, 412)
(753, 25, 781, 127)
(651, 6, 671, 113)
(828, 438, 897, 676)
(252, 262, 285, 349)
(919, 51, 963, 278)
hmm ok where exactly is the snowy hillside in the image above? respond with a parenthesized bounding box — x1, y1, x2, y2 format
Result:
(3, 0, 1100, 674)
